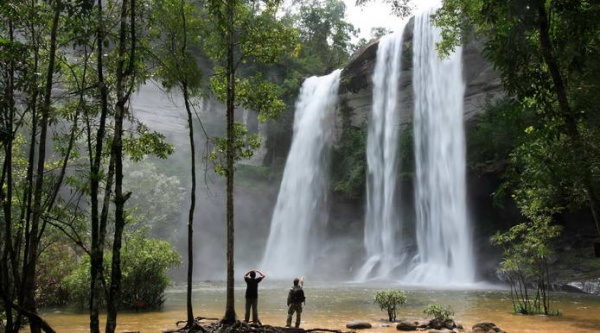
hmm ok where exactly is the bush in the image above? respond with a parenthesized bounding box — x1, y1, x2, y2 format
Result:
(423, 304, 454, 328)
(374, 290, 407, 322)
(119, 234, 181, 309)
(36, 243, 79, 307)
(63, 234, 181, 310)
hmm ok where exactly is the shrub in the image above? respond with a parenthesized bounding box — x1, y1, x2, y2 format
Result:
(35, 243, 79, 307)
(423, 304, 454, 328)
(374, 290, 407, 322)
(63, 234, 181, 310)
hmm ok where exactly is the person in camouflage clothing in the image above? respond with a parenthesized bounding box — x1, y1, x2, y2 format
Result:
(286, 277, 305, 328)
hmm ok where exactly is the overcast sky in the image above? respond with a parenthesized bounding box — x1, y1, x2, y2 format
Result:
(343, 0, 441, 40)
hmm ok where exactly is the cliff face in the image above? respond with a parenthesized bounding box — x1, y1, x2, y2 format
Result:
(335, 18, 504, 143)
(326, 21, 507, 279)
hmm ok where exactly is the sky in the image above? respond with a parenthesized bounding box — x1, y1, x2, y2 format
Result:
(343, 0, 442, 40)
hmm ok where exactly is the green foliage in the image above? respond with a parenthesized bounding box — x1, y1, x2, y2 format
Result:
(467, 97, 536, 170)
(124, 123, 174, 161)
(286, 0, 357, 69)
(148, 0, 205, 93)
(374, 290, 407, 322)
(276, 0, 358, 102)
(423, 304, 454, 325)
(119, 233, 182, 309)
(491, 215, 562, 316)
(35, 244, 80, 307)
(331, 124, 366, 198)
(434, 0, 600, 234)
(209, 122, 261, 176)
(63, 234, 181, 310)
(423, 304, 454, 321)
(63, 257, 94, 309)
(355, 0, 413, 18)
(235, 164, 282, 191)
(398, 123, 414, 177)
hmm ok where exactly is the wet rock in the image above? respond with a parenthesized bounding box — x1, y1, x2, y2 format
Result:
(346, 321, 372, 329)
(472, 321, 506, 333)
(565, 278, 600, 295)
(396, 320, 418, 331)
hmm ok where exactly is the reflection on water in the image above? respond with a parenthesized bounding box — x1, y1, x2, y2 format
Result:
(39, 281, 600, 332)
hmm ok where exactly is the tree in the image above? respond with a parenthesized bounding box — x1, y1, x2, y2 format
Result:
(374, 290, 406, 322)
(432, 1, 600, 315)
(203, 0, 296, 323)
(1, 1, 170, 332)
(0, 0, 82, 331)
(491, 215, 561, 315)
(355, 0, 413, 18)
(284, 0, 358, 71)
(434, 0, 600, 237)
(148, 0, 205, 327)
(423, 304, 455, 328)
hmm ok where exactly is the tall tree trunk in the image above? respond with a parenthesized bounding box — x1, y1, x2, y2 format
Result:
(106, 0, 135, 331)
(17, 5, 42, 329)
(0, 15, 16, 333)
(177, 2, 198, 326)
(90, 0, 111, 331)
(222, 0, 237, 324)
(22, 5, 60, 332)
(183, 81, 197, 327)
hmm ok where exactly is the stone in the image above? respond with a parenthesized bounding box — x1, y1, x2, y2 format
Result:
(396, 320, 418, 331)
(346, 321, 372, 329)
(472, 321, 506, 333)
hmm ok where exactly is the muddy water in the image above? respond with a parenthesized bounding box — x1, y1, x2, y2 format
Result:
(39, 281, 600, 332)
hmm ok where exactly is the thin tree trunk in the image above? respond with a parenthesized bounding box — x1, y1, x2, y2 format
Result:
(23, 5, 60, 332)
(0, 15, 16, 333)
(106, 0, 135, 331)
(222, 0, 237, 324)
(90, 0, 111, 330)
(183, 81, 197, 326)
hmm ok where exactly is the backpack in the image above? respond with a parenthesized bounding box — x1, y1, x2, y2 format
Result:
(290, 287, 305, 303)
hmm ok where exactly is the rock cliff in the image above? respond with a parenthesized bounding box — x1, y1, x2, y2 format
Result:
(335, 18, 504, 144)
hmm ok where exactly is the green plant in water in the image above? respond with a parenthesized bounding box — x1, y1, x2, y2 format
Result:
(423, 304, 454, 328)
(374, 290, 407, 322)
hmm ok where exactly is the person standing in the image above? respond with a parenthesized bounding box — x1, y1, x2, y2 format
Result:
(244, 269, 266, 324)
(286, 277, 305, 328)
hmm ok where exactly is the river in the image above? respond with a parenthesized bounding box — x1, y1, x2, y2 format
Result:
(38, 280, 600, 332)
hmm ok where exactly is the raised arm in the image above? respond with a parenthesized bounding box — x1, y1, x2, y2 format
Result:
(255, 269, 266, 278)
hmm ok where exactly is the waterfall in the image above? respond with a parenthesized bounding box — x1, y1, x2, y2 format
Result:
(403, 8, 476, 285)
(356, 29, 407, 281)
(261, 70, 341, 279)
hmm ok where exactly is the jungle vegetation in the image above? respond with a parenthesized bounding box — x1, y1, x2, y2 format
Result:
(0, 0, 366, 331)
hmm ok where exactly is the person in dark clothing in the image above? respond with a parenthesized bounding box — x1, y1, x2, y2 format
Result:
(244, 269, 266, 324)
(286, 277, 305, 328)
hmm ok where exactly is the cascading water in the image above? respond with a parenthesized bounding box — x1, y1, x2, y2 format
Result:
(356, 29, 407, 281)
(261, 70, 341, 279)
(403, 8, 476, 285)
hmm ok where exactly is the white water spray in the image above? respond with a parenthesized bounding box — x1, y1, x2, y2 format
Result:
(356, 29, 407, 281)
(261, 70, 341, 279)
(404, 8, 476, 285)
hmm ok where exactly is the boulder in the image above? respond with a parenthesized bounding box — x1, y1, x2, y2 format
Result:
(396, 320, 418, 331)
(346, 321, 372, 329)
(472, 321, 506, 333)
